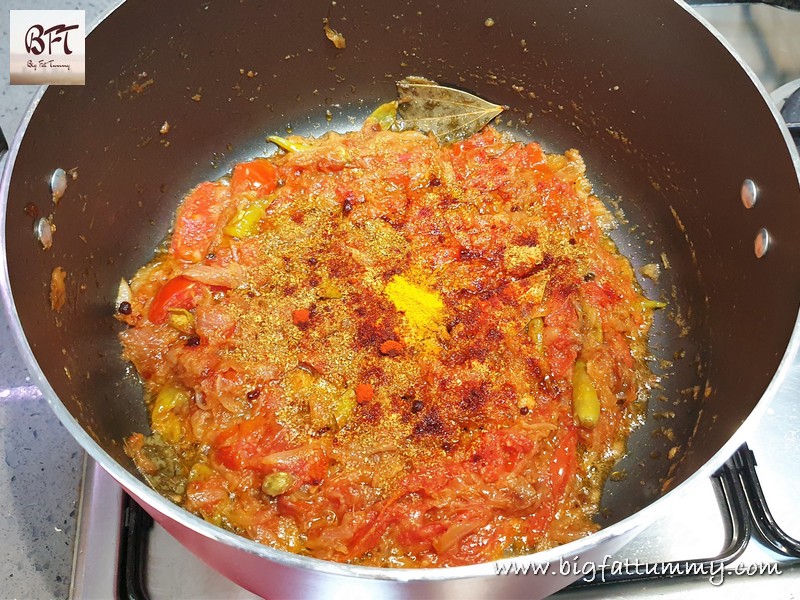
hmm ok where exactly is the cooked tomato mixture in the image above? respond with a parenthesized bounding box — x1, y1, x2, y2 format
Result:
(118, 120, 656, 567)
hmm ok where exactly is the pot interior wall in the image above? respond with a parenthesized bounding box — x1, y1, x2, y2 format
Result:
(5, 0, 800, 528)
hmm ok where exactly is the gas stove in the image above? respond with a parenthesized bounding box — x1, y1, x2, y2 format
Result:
(15, 4, 798, 599)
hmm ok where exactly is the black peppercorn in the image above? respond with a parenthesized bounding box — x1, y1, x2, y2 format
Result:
(118, 301, 132, 315)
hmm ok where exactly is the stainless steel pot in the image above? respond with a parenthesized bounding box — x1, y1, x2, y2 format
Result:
(3, 1, 800, 597)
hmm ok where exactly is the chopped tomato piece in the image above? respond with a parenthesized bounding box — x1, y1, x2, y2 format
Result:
(550, 424, 578, 501)
(347, 500, 403, 560)
(525, 421, 578, 536)
(215, 418, 327, 485)
(170, 182, 233, 262)
(292, 309, 311, 327)
(355, 383, 374, 403)
(214, 416, 285, 471)
(520, 142, 545, 168)
(260, 444, 329, 483)
(231, 159, 278, 196)
(188, 478, 229, 511)
(379, 340, 403, 356)
(148, 276, 205, 324)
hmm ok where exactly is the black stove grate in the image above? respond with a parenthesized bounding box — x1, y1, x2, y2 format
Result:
(566, 446, 753, 588)
(734, 445, 800, 559)
(781, 85, 800, 138)
(561, 442, 800, 589)
(118, 494, 154, 600)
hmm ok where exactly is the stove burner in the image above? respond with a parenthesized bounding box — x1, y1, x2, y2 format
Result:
(779, 80, 800, 138)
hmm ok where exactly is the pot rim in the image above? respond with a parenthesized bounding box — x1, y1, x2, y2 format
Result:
(2, 0, 800, 583)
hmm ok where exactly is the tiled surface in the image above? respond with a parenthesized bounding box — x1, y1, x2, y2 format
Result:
(1, 3, 117, 598)
(693, 4, 800, 90)
(0, 385, 83, 600)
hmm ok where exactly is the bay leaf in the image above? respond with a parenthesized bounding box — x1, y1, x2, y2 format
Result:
(394, 76, 505, 143)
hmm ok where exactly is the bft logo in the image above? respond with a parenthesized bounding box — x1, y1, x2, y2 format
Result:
(25, 23, 80, 56)
(10, 10, 85, 85)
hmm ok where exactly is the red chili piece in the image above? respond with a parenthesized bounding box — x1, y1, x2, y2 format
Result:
(355, 383, 374, 404)
(292, 309, 311, 327)
(379, 340, 404, 357)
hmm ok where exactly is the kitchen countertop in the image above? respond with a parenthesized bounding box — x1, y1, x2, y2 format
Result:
(1, 4, 117, 599)
(1, 2, 800, 599)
